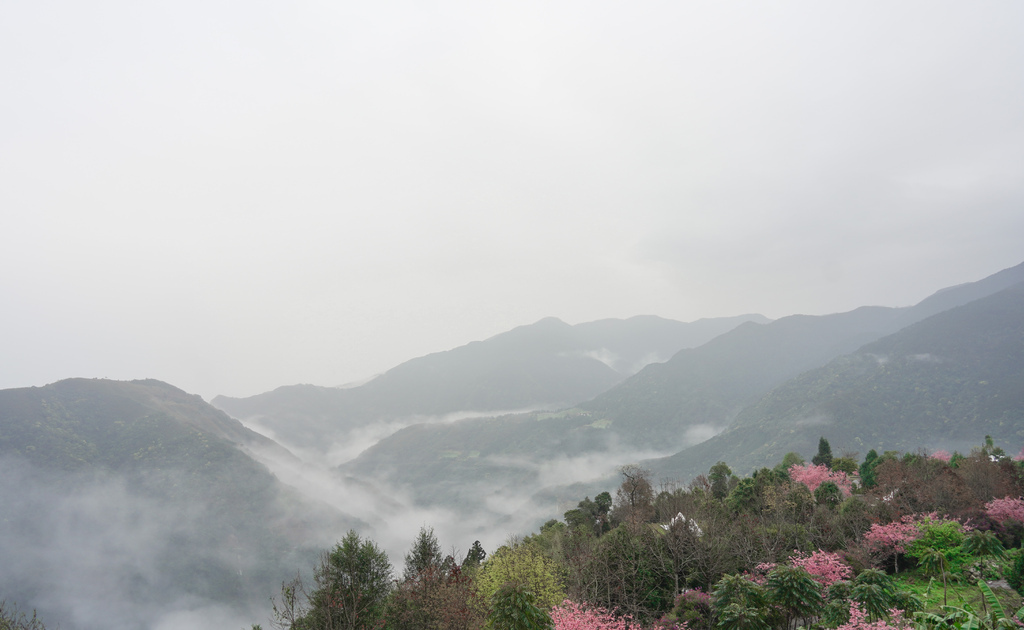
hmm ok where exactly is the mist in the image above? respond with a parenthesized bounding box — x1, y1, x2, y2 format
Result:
(0, 458, 262, 630)
(239, 410, 695, 572)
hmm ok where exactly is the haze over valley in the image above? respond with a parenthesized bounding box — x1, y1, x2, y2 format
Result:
(2, 2, 1024, 628)
(4, 261, 1024, 629)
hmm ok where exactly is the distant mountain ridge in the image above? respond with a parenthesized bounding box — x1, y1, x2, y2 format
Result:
(578, 260, 1024, 450)
(647, 277, 1024, 480)
(212, 313, 768, 451)
(338, 260, 1024, 512)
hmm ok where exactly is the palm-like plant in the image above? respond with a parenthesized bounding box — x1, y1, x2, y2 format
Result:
(919, 547, 952, 605)
(964, 530, 1006, 560)
(765, 565, 822, 630)
(717, 603, 772, 630)
(712, 574, 772, 630)
(712, 574, 768, 613)
(914, 581, 1022, 630)
(851, 569, 897, 622)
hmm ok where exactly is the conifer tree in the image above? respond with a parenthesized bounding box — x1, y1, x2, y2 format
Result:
(812, 437, 833, 469)
(404, 526, 444, 582)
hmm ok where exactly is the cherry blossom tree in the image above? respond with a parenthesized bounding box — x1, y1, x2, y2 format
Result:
(788, 464, 853, 497)
(836, 602, 911, 630)
(985, 497, 1024, 525)
(550, 600, 630, 630)
(863, 516, 921, 572)
(788, 550, 852, 586)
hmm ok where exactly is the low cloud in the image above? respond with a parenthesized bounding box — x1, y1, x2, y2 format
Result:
(0, 457, 260, 630)
(683, 423, 727, 445)
(792, 414, 832, 427)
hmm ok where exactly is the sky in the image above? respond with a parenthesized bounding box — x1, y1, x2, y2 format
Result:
(2, 1, 1023, 400)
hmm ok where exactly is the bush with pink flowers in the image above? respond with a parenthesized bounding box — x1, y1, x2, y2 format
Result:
(789, 463, 853, 496)
(788, 550, 852, 586)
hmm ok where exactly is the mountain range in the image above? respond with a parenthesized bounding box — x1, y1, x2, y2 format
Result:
(335, 261, 1024, 512)
(3, 260, 1024, 629)
(211, 313, 768, 454)
(649, 277, 1024, 480)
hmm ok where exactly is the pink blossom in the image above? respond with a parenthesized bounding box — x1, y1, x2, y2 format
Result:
(789, 463, 853, 496)
(836, 603, 911, 630)
(551, 600, 633, 630)
(863, 515, 921, 554)
(985, 497, 1024, 525)
(674, 588, 711, 607)
(745, 562, 776, 585)
(930, 450, 952, 462)
(789, 550, 852, 586)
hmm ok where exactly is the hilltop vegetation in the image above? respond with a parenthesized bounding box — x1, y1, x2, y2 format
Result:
(256, 437, 1024, 630)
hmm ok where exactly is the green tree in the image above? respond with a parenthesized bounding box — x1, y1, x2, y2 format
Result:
(486, 584, 553, 630)
(709, 462, 733, 500)
(765, 565, 822, 630)
(712, 574, 769, 616)
(476, 542, 564, 611)
(712, 575, 772, 630)
(464, 541, 487, 570)
(850, 569, 897, 622)
(814, 481, 842, 506)
(774, 452, 805, 478)
(405, 526, 444, 582)
(812, 437, 834, 469)
(272, 530, 393, 630)
(1007, 552, 1024, 594)
(860, 449, 880, 489)
(726, 478, 758, 513)
(918, 548, 951, 605)
(963, 530, 1005, 560)
(564, 492, 611, 535)
(832, 456, 859, 475)
(717, 603, 771, 630)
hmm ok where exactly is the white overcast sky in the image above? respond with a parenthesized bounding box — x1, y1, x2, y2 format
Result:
(2, 1, 1023, 399)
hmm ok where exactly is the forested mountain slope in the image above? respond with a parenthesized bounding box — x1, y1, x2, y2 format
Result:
(340, 262, 1024, 512)
(212, 314, 766, 451)
(580, 260, 1024, 451)
(649, 279, 1024, 480)
(0, 378, 355, 630)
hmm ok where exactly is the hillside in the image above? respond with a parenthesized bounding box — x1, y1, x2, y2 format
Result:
(579, 260, 1024, 451)
(0, 379, 356, 630)
(648, 279, 1024, 480)
(212, 314, 767, 452)
(339, 261, 1024, 513)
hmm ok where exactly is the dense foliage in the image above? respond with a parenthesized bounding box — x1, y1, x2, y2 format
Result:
(265, 436, 1024, 630)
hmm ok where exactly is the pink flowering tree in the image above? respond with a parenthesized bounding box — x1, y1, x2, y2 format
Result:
(930, 450, 952, 462)
(985, 497, 1024, 525)
(789, 463, 853, 496)
(863, 515, 922, 572)
(550, 600, 631, 630)
(836, 602, 912, 630)
(746, 562, 776, 585)
(789, 550, 852, 586)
